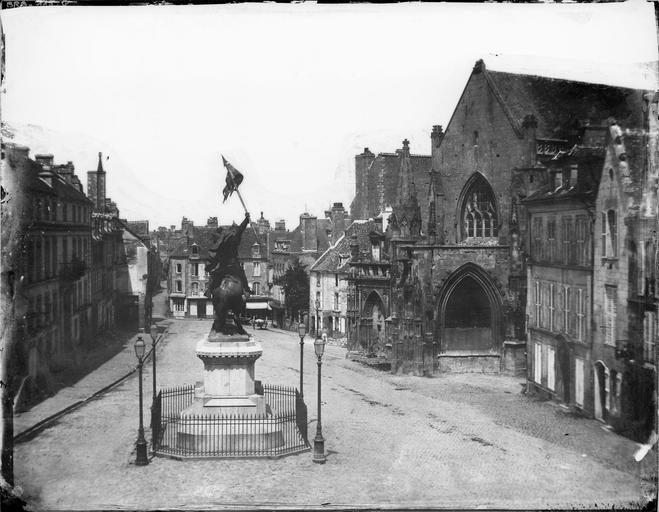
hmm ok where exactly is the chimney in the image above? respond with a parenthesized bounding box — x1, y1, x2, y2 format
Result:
(5, 145, 30, 163)
(181, 216, 194, 237)
(522, 114, 538, 167)
(300, 212, 318, 251)
(34, 154, 54, 167)
(207, 216, 218, 228)
(331, 202, 346, 239)
(349, 234, 359, 261)
(257, 211, 270, 234)
(353, 148, 375, 218)
(275, 219, 286, 231)
(431, 125, 444, 149)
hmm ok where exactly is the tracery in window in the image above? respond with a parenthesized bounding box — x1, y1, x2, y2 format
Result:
(461, 175, 498, 239)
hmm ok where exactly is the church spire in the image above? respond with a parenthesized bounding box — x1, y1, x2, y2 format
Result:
(97, 152, 105, 173)
(393, 139, 421, 239)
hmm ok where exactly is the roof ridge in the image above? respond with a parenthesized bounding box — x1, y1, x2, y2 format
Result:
(487, 68, 651, 93)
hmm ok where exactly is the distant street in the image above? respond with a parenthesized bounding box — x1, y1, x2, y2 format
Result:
(14, 319, 656, 509)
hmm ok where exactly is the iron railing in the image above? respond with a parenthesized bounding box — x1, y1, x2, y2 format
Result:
(152, 383, 309, 459)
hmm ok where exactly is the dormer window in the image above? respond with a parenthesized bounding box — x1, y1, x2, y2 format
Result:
(602, 209, 617, 259)
(191, 244, 199, 256)
(252, 243, 261, 258)
(569, 165, 578, 187)
(371, 242, 381, 262)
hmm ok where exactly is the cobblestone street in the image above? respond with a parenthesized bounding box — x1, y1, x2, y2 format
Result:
(14, 320, 657, 509)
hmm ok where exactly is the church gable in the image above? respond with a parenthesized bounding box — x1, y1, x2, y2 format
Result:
(432, 64, 527, 245)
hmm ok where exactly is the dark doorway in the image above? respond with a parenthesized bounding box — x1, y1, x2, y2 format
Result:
(443, 276, 493, 352)
(198, 300, 207, 319)
(557, 339, 571, 403)
(594, 362, 608, 422)
(362, 292, 386, 352)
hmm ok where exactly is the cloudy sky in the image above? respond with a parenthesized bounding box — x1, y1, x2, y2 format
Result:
(2, 2, 657, 229)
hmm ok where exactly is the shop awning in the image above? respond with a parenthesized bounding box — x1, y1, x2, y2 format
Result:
(246, 302, 271, 310)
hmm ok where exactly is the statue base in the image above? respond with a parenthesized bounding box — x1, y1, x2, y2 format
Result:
(175, 331, 284, 453)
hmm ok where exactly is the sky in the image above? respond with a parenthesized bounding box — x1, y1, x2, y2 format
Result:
(2, 1, 657, 230)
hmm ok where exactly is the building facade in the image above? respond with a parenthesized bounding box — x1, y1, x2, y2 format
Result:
(349, 60, 657, 380)
(167, 217, 269, 319)
(590, 110, 656, 440)
(88, 154, 124, 335)
(524, 144, 600, 412)
(307, 221, 366, 338)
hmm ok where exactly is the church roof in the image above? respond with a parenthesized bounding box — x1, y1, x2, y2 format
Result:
(481, 63, 649, 139)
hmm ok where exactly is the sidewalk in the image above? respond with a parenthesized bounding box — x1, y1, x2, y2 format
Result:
(14, 286, 171, 438)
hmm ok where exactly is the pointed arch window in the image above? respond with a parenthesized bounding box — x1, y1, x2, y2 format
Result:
(461, 175, 498, 239)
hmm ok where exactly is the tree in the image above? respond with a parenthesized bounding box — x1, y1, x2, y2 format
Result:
(276, 258, 309, 324)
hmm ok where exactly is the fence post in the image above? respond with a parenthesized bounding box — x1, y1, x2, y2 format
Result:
(151, 390, 162, 451)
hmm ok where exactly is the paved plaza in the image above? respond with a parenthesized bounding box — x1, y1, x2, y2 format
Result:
(14, 319, 657, 510)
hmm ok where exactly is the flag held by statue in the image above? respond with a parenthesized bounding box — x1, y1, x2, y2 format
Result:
(221, 155, 244, 202)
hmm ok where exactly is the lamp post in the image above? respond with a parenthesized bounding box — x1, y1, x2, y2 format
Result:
(150, 324, 158, 402)
(297, 321, 306, 398)
(134, 335, 149, 466)
(315, 298, 321, 336)
(312, 335, 326, 464)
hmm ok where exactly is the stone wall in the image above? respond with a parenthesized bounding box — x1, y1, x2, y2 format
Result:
(431, 69, 530, 247)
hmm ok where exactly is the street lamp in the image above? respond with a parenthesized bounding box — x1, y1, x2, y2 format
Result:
(150, 324, 158, 402)
(134, 335, 149, 466)
(313, 335, 326, 464)
(297, 322, 306, 398)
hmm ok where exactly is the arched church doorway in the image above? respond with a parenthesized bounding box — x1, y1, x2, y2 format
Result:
(443, 276, 492, 352)
(361, 291, 386, 351)
(437, 264, 503, 354)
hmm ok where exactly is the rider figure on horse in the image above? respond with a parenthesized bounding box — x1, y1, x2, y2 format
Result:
(204, 212, 252, 299)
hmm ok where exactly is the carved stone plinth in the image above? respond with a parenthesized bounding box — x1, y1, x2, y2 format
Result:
(176, 332, 283, 453)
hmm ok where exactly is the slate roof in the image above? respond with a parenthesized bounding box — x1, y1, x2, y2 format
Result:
(309, 219, 382, 273)
(169, 223, 267, 260)
(485, 67, 650, 139)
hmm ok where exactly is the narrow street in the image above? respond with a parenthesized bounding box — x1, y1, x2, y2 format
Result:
(14, 319, 656, 509)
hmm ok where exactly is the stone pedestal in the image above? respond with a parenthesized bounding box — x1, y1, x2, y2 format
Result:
(176, 332, 284, 452)
(193, 334, 266, 415)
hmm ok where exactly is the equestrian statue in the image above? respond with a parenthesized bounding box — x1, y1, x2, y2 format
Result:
(205, 212, 252, 335)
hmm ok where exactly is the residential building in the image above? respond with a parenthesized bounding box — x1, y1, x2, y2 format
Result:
(523, 140, 600, 411)
(269, 204, 349, 329)
(88, 154, 124, 335)
(590, 108, 657, 440)
(308, 219, 369, 338)
(5, 145, 93, 406)
(167, 217, 268, 319)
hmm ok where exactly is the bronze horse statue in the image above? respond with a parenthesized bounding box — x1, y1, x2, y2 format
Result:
(206, 212, 252, 336)
(210, 275, 248, 335)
